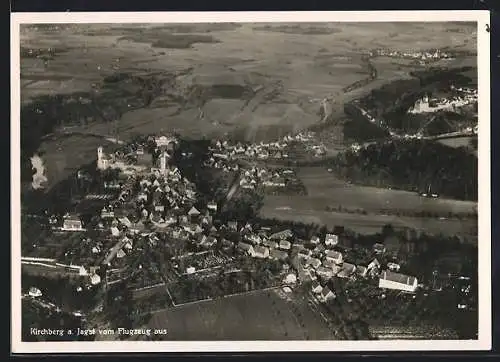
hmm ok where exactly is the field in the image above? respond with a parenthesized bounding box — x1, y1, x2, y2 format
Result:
(259, 205, 477, 239)
(147, 288, 335, 340)
(260, 167, 477, 239)
(295, 167, 477, 215)
(20, 23, 477, 184)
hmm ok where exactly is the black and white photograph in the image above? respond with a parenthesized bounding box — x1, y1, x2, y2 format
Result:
(11, 11, 491, 353)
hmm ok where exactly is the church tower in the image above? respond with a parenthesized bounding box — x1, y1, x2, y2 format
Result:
(97, 146, 107, 170)
(160, 152, 167, 174)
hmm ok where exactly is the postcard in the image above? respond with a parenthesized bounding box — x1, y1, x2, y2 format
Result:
(11, 10, 491, 353)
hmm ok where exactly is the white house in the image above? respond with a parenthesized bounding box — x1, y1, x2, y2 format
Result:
(387, 262, 401, 272)
(325, 233, 339, 246)
(110, 226, 120, 237)
(279, 240, 292, 250)
(325, 250, 343, 264)
(253, 246, 270, 259)
(378, 270, 418, 293)
(310, 236, 321, 245)
(28, 287, 42, 298)
(62, 214, 84, 231)
(284, 273, 297, 284)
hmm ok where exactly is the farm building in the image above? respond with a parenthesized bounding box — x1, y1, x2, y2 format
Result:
(379, 270, 418, 293)
(62, 214, 84, 231)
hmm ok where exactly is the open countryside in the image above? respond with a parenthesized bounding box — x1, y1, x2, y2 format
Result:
(19, 20, 480, 346)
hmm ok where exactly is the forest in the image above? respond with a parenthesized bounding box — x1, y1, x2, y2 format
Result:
(330, 139, 478, 201)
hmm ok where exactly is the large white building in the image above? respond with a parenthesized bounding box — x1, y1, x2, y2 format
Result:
(378, 270, 418, 293)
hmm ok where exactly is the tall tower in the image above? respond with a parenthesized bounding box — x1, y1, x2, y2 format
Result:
(160, 152, 167, 174)
(97, 146, 105, 170)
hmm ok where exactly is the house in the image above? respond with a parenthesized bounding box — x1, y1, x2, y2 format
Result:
(28, 287, 42, 298)
(201, 215, 213, 226)
(387, 262, 401, 272)
(246, 234, 262, 245)
(263, 239, 279, 249)
(298, 249, 312, 259)
(299, 268, 317, 282)
(110, 226, 120, 237)
(356, 265, 368, 278)
(325, 250, 343, 264)
(200, 235, 218, 248)
(283, 273, 297, 284)
(310, 236, 321, 245)
(319, 287, 336, 302)
(316, 266, 334, 279)
(62, 214, 84, 231)
(269, 248, 288, 261)
(379, 270, 418, 293)
(337, 262, 356, 279)
(124, 239, 133, 250)
(307, 257, 322, 269)
(373, 243, 386, 254)
(238, 242, 255, 256)
(116, 248, 126, 259)
(279, 240, 292, 250)
(228, 221, 238, 231)
(312, 281, 323, 294)
(130, 221, 145, 234)
(118, 216, 132, 228)
(101, 207, 115, 219)
(186, 266, 196, 274)
(253, 246, 270, 259)
(269, 229, 293, 240)
(207, 201, 218, 212)
(188, 206, 201, 220)
(325, 233, 339, 246)
(367, 258, 381, 272)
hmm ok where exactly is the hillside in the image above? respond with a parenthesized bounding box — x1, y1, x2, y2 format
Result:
(330, 139, 478, 201)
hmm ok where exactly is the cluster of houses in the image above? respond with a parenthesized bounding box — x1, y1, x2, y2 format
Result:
(235, 227, 419, 302)
(209, 139, 290, 162)
(408, 90, 478, 115)
(369, 48, 453, 61)
(206, 130, 328, 165)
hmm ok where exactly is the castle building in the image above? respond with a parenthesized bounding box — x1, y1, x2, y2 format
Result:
(97, 146, 111, 170)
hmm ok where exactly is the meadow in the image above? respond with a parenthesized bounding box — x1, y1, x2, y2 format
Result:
(147, 288, 335, 340)
(260, 167, 478, 240)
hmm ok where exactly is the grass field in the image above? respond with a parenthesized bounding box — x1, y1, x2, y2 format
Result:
(295, 167, 478, 215)
(147, 289, 335, 340)
(259, 204, 477, 239)
(260, 166, 477, 239)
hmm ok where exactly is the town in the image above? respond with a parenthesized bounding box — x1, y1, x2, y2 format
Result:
(22, 129, 477, 340)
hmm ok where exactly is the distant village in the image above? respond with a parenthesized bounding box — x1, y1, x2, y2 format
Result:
(369, 48, 454, 61)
